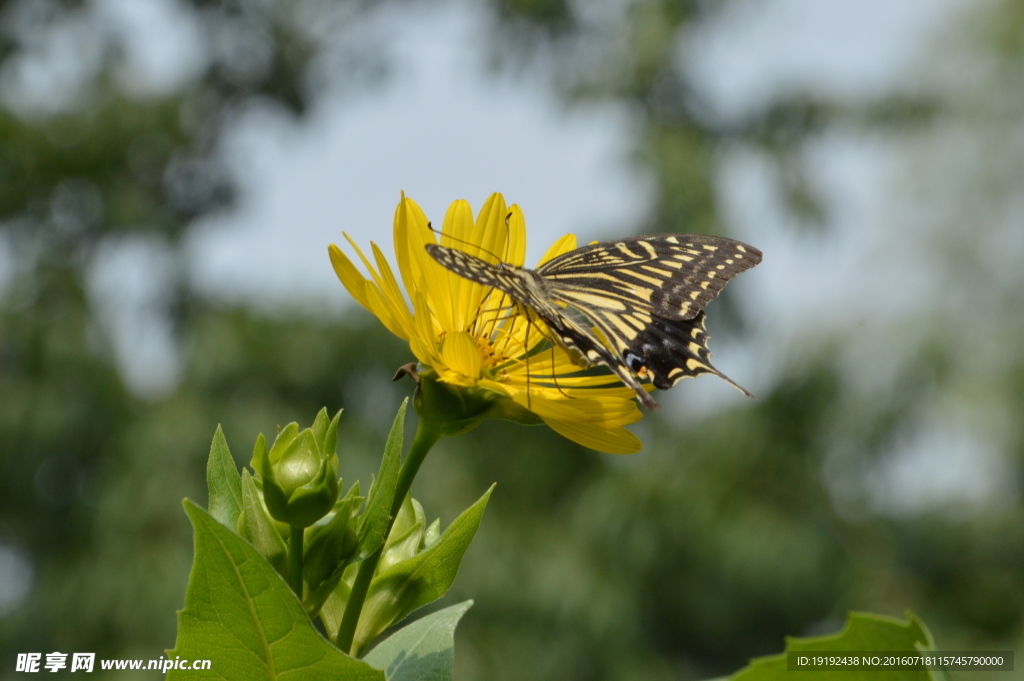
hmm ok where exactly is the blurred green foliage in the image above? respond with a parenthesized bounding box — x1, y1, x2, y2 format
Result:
(1, 1, 1022, 680)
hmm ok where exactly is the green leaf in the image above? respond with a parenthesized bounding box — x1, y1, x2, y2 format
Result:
(423, 518, 441, 548)
(269, 422, 300, 465)
(305, 489, 362, 589)
(304, 490, 362, 593)
(169, 501, 383, 680)
(729, 611, 944, 681)
(305, 560, 353, 622)
(353, 484, 493, 656)
(358, 399, 407, 558)
(250, 432, 268, 479)
(323, 409, 342, 464)
(319, 569, 355, 640)
(306, 485, 365, 620)
(364, 600, 473, 681)
(311, 406, 330, 452)
(378, 519, 425, 574)
(206, 425, 241, 528)
(384, 495, 427, 556)
(237, 470, 288, 578)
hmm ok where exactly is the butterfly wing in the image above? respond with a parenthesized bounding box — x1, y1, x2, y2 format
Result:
(424, 243, 533, 300)
(535, 313, 660, 410)
(537, 234, 759, 403)
(625, 311, 751, 396)
(426, 236, 760, 409)
(538, 234, 761, 321)
(426, 243, 660, 409)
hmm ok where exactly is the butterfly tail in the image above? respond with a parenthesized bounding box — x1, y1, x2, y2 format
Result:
(636, 312, 755, 399)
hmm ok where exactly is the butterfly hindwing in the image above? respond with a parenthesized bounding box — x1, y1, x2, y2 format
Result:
(624, 311, 752, 396)
(541, 312, 660, 411)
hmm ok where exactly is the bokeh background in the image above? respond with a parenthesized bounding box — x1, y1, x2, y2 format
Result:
(1, 0, 1023, 679)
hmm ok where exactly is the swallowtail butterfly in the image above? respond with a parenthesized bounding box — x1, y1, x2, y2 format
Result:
(426, 233, 762, 409)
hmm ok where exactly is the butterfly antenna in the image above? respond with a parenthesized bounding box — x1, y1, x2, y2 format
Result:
(503, 211, 512, 263)
(549, 344, 572, 400)
(426, 219, 512, 338)
(524, 310, 533, 409)
(426, 221, 506, 263)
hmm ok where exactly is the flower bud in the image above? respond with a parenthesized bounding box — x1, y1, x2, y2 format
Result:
(255, 409, 341, 528)
(378, 495, 428, 573)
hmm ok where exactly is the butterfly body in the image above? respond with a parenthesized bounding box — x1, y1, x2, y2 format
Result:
(426, 233, 762, 410)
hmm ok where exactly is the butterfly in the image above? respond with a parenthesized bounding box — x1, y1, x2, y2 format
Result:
(425, 233, 762, 409)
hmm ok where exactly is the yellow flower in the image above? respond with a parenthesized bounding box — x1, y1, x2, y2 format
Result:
(329, 193, 644, 454)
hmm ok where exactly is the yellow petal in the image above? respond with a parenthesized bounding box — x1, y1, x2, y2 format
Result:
(472, 294, 516, 344)
(450, 194, 508, 325)
(504, 204, 527, 267)
(371, 242, 411, 319)
(342, 234, 416, 338)
(440, 199, 475, 251)
(509, 390, 587, 421)
(342, 234, 392, 302)
(405, 198, 465, 339)
(364, 283, 412, 342)
(513, 392, 641, 454)
(409, 337, 436, 367)
(538, 234, 577, 266)
(476, 378, 514, 398)
(440, 331, 482, 384)
(411, 290, 440, 365)
(328, 244, 370, 309)
(544, 418, 642, 454)
(559, 395, 643, 426)
(498, 306, 551, 355)
(470, 193, 508, 265)
(393, 195, 434, 302)
(330, 241, 412, 341)
(440, 200, 478, 330)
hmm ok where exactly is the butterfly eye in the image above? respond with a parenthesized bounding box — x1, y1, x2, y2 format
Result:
(625, 352, 645, 372)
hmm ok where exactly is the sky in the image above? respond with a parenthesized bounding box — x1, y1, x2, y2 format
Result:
(184, 1, 652, 311)
(181, 0, 971, 313)
(5, 0, 1006, 516)
(0, 0, 1013, 630)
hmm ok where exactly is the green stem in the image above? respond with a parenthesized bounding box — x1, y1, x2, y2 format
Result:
(288, 526, 304, 599)
(334, 420, 441, 655)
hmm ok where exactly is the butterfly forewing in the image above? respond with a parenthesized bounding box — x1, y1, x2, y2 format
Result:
(426, 243, 531, 300)
(539, 235, 761, 321)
